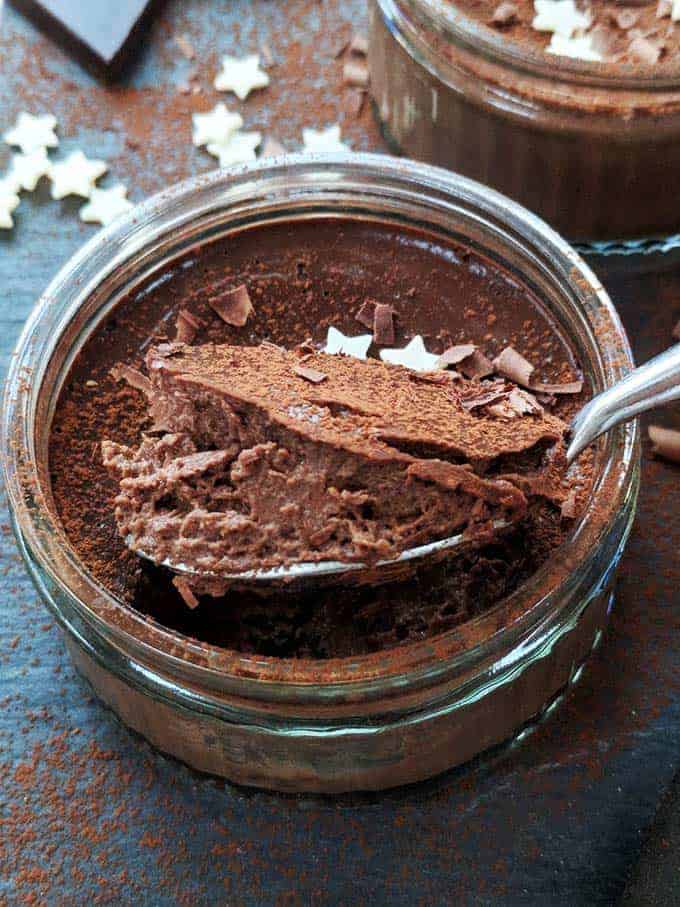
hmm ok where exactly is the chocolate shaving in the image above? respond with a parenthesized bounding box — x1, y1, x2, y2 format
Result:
(373, 303, 396, 346)
(649, 424, 680, 463)
(459, 349, 495, 379)
(343, 60, 369, 88)
(460, 385, 509, 411)
(673, 319, 680, 341)
(628, 35, 663, 65)
(560, 488, 579, 520)
(491, 1, 520, 25)
(508, 387, 543, 416)
(435, 344, 476, 369)
(109, 363, 153, 397)
(530, 379, 584, 395)
(293, 364, 328, 384)
(208, 284, 254, 327)
(493, 347, 535, 387)
(173, 576, 199, 610)
(348, 32, 369, 55)
(615, 8, 640, 29)
(175, 309, 202, 344)
(408, 370, 456, 386)
(487, 388, 542, 420)
(355, 299, 378, 329)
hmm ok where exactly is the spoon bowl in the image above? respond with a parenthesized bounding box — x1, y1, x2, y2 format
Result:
(140, 343, 680, 589)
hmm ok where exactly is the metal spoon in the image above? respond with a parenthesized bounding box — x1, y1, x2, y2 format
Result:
(142, 344, 680, 587)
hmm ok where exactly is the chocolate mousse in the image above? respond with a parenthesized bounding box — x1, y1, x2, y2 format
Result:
(48, 217, 592, 657)
(102, 342, 567, 582)
(467, 0, 680, 66)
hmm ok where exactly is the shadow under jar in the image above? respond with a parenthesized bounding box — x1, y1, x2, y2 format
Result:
(2, 155, 639, 793)
(369, 0, 680, 241)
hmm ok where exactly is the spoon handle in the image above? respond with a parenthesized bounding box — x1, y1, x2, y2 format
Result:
(566, 343, 680, 464)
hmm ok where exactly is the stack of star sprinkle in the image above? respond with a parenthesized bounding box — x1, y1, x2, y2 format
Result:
(0, 111, 134, 230)
(191, 54, 352, 168)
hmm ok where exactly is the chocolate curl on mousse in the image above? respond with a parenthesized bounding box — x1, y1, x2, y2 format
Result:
(493, 346, 583, 395)
(208, 284, 254, 327)
(101, 342, 570, 592)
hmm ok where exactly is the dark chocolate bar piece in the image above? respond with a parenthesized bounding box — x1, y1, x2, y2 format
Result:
(8, 0, 165, 79)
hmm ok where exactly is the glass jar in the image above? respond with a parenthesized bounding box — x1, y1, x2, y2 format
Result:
(369, 0, 680, 241)
(2, 154, 639, 793)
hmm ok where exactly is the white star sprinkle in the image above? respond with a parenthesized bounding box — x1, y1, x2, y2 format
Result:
(214, 54, 270, 100)
(302, 124, 350, 154)
(7, 148, 51, 192)
(3, 112, 58, 154)
(79, 184, 134, 226)
(532, 0, 590, 37)
(0, 180, 20, 229)
(547, 32, 603, 60)
(49, 150, 108, 200)
(379, 336, 440, 372)
(192, 103, 243, 148)
(207, 131, 262, 167)
(323, 326, 372, 359)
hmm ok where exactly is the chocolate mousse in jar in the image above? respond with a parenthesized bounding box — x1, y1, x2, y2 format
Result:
(3, 156, 639, 792)
(369, 0, 680, 240)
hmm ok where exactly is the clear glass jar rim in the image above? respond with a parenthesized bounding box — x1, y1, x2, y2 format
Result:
(2, 153, 638, 699)
(386, 0, 680, 90)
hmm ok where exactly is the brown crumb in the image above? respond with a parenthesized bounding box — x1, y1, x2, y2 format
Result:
(293, 363, 328, 384)
(561, 488, 578, 520)
(172, 577, 199, 609)
(208, 284, 254, 327)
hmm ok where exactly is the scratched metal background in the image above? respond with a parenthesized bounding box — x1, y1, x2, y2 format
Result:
(0, 2, 678, 904)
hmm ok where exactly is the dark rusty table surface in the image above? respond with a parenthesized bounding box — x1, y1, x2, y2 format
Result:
(0, 2, 678, 904)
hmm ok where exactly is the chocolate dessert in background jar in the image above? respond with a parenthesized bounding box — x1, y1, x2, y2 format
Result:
(369, 0, 680, 240)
